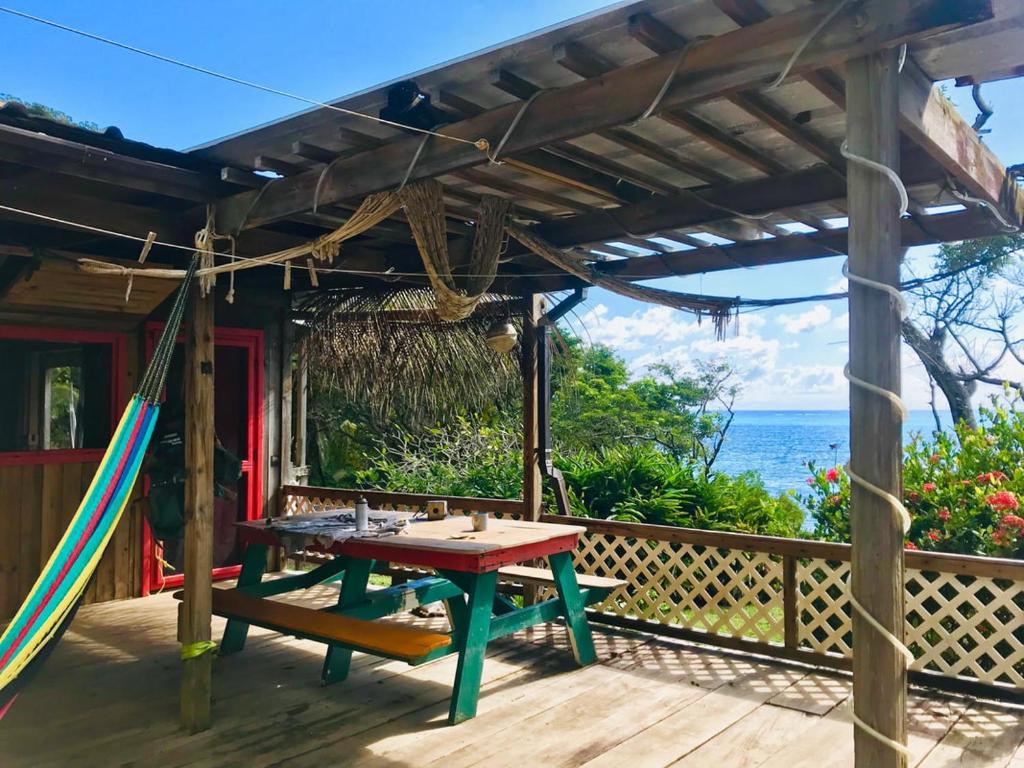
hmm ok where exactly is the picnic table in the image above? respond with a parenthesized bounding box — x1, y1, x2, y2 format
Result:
(209, 510, 621, 724)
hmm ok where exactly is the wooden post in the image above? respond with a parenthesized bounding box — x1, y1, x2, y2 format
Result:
(521, 295, 543, 522)
(846, 49, 907, 768)
(279, 314, 295, 487)
(180, 285, 215, 733)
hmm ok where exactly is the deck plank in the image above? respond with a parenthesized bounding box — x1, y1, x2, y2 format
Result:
(1, 591, 1020, 768)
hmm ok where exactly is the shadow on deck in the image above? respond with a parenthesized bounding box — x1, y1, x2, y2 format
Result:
(3, 588, 1023, 768)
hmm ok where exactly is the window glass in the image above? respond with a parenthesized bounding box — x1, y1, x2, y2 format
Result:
(0, 338, 112, 452)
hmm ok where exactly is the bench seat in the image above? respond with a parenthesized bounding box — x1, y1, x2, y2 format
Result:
(178, 588, 452, 663)
(497, 565, 626, 594)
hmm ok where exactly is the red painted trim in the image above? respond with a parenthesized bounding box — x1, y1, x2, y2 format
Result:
(140, 323, 265, 596)
(0, 325, 127, 467)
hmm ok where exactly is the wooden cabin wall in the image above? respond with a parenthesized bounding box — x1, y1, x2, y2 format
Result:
(0, 288, 286, 621)
(0, 326, 142, 620)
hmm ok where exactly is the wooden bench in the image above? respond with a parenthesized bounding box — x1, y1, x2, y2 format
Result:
(497, 565, 626, 603)
(175, 588, 452, 664)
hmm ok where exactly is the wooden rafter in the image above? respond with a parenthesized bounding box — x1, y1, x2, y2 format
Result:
(214, 0, 993, 234)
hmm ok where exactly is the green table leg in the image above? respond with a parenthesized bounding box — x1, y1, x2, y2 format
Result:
(220, 543, 268, 654)
(549, 551, 597, 666)
(447, 570, 498, 725)
(321, 557, 371, 685)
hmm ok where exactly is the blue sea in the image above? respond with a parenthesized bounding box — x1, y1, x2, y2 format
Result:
(713, 410, 950, 496)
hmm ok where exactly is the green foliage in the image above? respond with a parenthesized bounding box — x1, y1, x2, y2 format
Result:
(557, 444, 803, 536)
(551, 342, 727, 463)
(804, 388, 1024, 556)
(351, 417, 523, 500)
(0, 93, 100, 131)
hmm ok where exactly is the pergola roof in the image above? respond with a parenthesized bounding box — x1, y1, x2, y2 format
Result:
(1, 0, 1023, 306)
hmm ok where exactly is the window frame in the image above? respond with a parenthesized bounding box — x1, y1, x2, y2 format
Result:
(0, 325, 127, 466)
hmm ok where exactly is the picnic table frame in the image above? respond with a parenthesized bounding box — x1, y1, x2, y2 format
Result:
(223, 516, 598, 724)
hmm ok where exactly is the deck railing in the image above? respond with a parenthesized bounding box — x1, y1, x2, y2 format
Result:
(281, 485, 1024, 699)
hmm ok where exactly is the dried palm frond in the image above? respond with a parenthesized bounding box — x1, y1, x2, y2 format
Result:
(298, 287, 522, 427)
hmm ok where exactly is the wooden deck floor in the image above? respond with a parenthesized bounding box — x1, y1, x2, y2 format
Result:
(3, 586, 1023, 768)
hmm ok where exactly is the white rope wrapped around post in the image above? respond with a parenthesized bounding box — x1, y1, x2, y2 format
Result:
(841, 141, 915, 760)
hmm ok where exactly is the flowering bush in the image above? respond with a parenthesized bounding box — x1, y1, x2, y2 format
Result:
(804, 389, 1024, 557)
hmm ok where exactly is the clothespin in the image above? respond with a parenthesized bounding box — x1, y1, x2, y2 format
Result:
(124, 273, 134, 304)
(307, 257, 319, 287)
(138, 231, 157, 263)
(283, 261, 292, 291)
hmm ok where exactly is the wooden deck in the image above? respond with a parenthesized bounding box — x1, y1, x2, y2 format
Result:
(3, 585, 1023, 768)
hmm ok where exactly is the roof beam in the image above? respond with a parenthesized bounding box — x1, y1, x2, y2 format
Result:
(214, 0, 994, 233)
(512, 207, 1008, 291)
(628, 13, 843, 169)
(532, 152, 943, 249)
(0, 123, 230, 202)
(898, 59, 1024, 224)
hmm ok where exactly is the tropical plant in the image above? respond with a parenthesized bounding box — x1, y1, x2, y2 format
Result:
(804, 388, 1024, 557)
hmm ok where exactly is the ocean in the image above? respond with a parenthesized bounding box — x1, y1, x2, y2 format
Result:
(712, 410, 950, 496)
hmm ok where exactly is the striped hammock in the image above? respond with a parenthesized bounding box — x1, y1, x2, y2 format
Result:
(0, 257, 199, 718)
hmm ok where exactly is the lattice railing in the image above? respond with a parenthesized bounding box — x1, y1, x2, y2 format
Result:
(540, 514, 1024, 695)
(277, 487, 1024, 695)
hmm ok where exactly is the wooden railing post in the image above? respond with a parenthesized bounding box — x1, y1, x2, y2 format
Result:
(180, 285, 215, 733)
(847, 49, 907, 768)
(782, 555, 798, 649)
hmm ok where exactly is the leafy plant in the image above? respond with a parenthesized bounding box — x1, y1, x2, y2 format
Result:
(804, 388, 1024, 556)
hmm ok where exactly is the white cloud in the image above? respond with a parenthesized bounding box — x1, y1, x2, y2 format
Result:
(826, 277, 849, 294)
(577, 303, 701, 351)
(777, 304, 832, 334)
(832, 312, 849, 330)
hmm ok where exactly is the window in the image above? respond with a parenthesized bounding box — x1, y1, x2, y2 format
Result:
(0, 336, 114, 454)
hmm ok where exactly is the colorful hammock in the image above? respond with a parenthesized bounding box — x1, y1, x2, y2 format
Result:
(0, 257, 199, 718)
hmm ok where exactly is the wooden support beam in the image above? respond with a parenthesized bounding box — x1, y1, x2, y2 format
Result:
(215, 0, 992, 232)
(180, 284, 215, 733)
(714, 0, 1020, 224)
(846, 49, 907, 768)
(898, 59, 1024, 225)
(502, 207, 1003, 292)
(254, 156, 309, 177)
(0, 123, 228, 202)
(522, 294, 543, 524)
(290, 141, 336, 165)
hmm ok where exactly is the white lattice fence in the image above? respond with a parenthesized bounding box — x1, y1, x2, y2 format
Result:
(798, 560, 1024, 687)
(571, 530, 786, 643)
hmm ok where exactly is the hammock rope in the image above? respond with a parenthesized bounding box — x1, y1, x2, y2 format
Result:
(0, 255, 200, 717)
(398, 180, 509, 321)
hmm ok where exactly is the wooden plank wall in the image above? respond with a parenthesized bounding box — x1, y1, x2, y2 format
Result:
(0, 326, 143, 621)
(0, 460, 145, 620)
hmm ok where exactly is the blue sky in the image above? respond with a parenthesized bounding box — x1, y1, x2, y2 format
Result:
(3, 1, 1023, 409)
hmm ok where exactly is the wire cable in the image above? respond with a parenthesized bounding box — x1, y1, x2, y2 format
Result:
(0, 5, 489, 152)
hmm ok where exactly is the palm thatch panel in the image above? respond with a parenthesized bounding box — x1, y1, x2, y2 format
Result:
(297, 287, 523, 426)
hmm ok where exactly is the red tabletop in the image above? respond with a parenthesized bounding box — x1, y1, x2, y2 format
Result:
(237, 515, 586, 574)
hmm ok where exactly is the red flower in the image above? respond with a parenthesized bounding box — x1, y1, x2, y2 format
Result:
(1000, 513, 1024, 529)
(937, 507, 950, 523)
(929, 454, 941, 465)
(904, 541, 918, 550)
(922, 483, 937, 493)
(825, 467, 841, 483)
(907, 492, 921, 503)
(927, 530, 940, 542)
(977, 471, 1009, 486)
(987, 492, 1020, 513)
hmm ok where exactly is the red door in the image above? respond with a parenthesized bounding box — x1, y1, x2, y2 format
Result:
(141, 326, 263, 595)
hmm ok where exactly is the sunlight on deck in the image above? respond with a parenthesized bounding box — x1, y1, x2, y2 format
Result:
(2, 589, 1022, 768)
